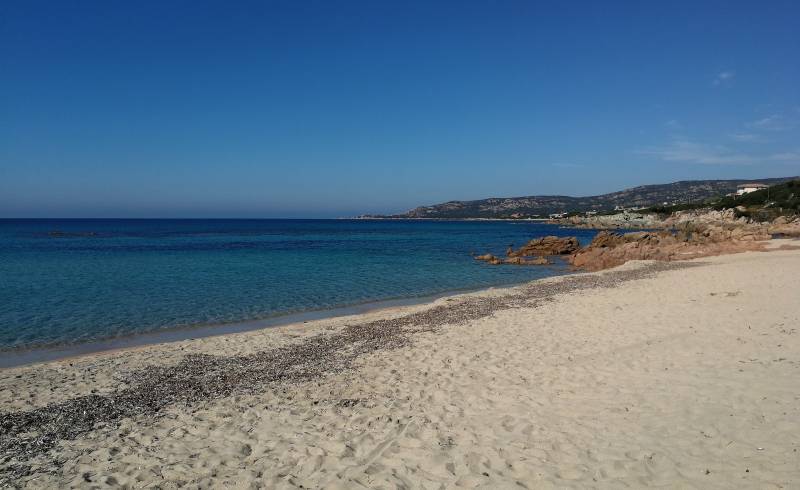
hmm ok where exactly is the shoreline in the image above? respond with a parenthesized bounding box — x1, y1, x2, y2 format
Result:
(1, 259, 697, 483)
(0, 234, 790, 369)
(0, 219, 586, 365)
(0, 270, 575, 369)
(2, 246, 799, 487)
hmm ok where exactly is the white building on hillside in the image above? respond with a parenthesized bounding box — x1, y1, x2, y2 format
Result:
(736, 183, 768, 196)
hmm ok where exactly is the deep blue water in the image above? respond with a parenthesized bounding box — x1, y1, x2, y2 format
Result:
(0, 219, 597, 351)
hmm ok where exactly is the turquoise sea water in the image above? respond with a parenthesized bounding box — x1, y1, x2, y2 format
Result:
(0, 219, 597, 352)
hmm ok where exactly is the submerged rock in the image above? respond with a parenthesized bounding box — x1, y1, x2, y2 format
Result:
(474, 253, 549, 266)
(474, 254, 503, 265)
(502, 256, 549, 265)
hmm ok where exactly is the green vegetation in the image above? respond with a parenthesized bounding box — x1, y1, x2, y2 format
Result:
(646, 180, 800, 221)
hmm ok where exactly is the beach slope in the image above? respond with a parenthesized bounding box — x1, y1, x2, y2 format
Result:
(2, 247, 799, 488)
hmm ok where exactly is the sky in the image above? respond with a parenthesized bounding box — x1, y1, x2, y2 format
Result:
(1, 1, 799, 218)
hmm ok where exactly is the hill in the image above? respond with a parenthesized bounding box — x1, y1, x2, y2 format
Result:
(371, 177, 797, 219)
(649, 179, 800, 220)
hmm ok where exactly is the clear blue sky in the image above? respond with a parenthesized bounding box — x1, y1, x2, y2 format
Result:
(1, 1, 799, 217)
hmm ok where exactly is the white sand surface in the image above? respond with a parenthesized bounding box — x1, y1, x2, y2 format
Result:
(2, 247, 799, 488)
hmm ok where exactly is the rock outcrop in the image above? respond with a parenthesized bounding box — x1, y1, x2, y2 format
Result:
(563, 212, 663, 230)
(568, 228, 769, 271)
(564, 208, 800, 237)
(475, 235, 576, 266)
(507, 236, 580, 256)
(477, 212, 799, 271)
(767, 215, 800, 237)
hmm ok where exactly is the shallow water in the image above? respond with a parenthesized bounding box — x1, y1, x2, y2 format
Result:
(0, 219, 597, 351)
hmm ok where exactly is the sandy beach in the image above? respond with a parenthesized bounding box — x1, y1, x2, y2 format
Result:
(2, 245, 799, 488)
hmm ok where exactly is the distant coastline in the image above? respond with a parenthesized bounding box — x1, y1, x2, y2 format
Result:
(353, 216, 552, 221)
(369, 176, 798, 220)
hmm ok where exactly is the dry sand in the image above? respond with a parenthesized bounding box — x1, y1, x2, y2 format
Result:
(1, 245, 799, 488)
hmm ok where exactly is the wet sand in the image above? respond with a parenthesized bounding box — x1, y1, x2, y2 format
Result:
(2, 245, 799, 488)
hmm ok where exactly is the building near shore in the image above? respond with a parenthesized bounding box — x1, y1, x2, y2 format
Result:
(736, 183, 769, 195)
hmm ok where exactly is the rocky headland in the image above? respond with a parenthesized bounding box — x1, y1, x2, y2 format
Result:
(478, 210, 800, 271)
(559, 212, 663, 229)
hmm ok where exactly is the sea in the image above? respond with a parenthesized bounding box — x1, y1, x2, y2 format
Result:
(0, 219, 598, 362)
